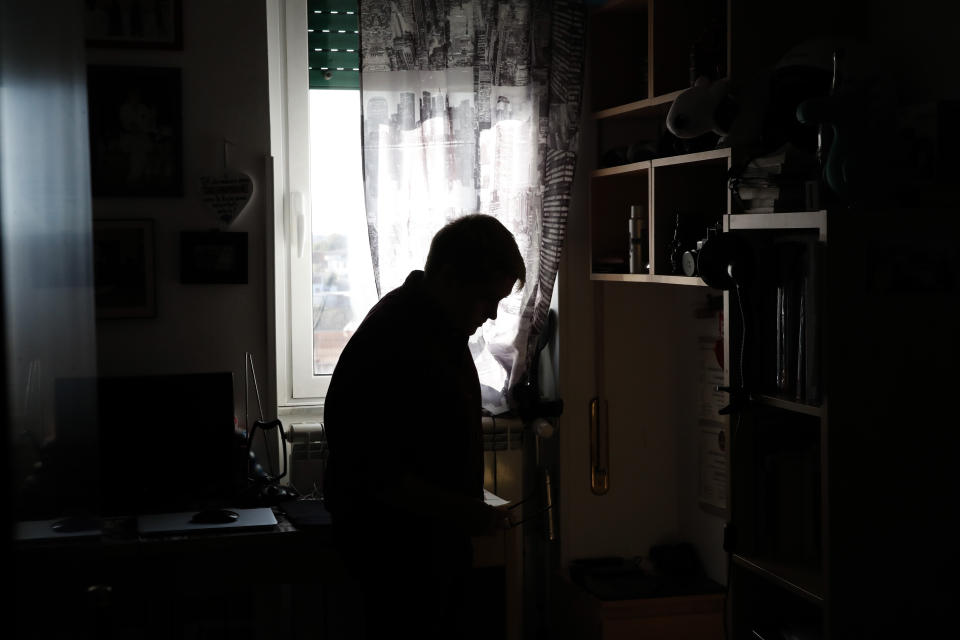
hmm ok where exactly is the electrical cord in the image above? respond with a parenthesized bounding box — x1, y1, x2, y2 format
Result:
(735, 281, 748, 392)
(723, 279, 749, 640)
(723, 412, 742, 640)
(245, 352, 276, 480)
(492, 415, 497, 496)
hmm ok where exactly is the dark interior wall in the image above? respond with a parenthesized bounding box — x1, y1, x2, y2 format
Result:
(88, 0, 273, 421)
(868, 0, 960, 101)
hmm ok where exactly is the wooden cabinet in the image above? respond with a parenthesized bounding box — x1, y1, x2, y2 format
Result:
(552, 572, 724, 640)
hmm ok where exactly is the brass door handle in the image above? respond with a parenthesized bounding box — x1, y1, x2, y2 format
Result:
(589, 397, 609, 495)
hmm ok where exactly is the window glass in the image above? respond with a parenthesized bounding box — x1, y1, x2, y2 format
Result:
(307, 89, 375, 375)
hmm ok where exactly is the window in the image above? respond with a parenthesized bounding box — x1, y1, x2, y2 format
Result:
(268, 0, 372, 408)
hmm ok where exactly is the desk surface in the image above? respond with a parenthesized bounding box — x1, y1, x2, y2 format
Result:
(15, 500, 522, 640)
(15, 506, 331, 582)
(15, 501, 510, 577)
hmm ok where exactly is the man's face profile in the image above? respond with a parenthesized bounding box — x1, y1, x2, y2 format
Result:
(449, 274, 516, 336)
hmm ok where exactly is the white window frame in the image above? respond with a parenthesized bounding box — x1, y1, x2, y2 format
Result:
(267, 0, 331, 410)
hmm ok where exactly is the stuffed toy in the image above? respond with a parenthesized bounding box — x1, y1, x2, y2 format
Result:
(666, 40, 838, 150)
(795, 43, 895, 204)
(666, 76, 738, 139)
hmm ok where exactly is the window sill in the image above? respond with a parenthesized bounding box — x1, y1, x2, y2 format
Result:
(278, 403, 324, 425)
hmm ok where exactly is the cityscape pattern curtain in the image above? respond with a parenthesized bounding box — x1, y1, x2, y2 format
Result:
(359, 0, 585, 414)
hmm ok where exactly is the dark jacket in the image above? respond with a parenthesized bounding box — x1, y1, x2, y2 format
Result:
(322, 270, 484, 533)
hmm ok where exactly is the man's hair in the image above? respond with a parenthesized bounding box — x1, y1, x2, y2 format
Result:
(424, 214, 526, 289)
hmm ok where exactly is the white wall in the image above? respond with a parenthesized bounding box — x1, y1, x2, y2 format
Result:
(90, 1, 274, 424)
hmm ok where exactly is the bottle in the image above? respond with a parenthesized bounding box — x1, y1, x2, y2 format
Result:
(628, 205, 648, 274)
(668, 212, 684, 274)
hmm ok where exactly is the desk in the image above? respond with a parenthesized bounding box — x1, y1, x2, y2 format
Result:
(14, 507, 522, 640)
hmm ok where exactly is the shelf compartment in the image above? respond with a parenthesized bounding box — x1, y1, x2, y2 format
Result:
(651, 149, 730, 277)
(730, 407, 822, 588)
(651, 0, 728, 97)
(589, 0, 650, 112)
(594, 104, 669, 172)
(589, 167, 650, 276)
(730, 557, 824, 640)
(732, 554, 824, 605)
(726, 227, 823, 403)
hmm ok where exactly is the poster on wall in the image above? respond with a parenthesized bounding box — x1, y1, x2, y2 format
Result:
(696, 295, 728, 513)
(93, 219, 156, 319)
(179, 231, 248, 284)
(87, 65, 183, 197)
(699, 423, 728, 512)
(697, 307, 726, 422)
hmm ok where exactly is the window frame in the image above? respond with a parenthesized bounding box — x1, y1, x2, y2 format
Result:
(268, 0, 333, 410)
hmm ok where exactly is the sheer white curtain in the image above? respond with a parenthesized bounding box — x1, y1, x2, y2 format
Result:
(359, 0, 585, 414)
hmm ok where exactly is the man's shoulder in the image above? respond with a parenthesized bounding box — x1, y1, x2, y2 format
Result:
(357, 272, 425, 330)
(336, 272, 425, 358)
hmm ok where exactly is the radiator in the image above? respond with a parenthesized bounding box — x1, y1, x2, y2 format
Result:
(284, 417, 526, 504)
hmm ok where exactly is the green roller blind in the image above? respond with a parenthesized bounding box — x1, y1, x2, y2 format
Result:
(308, 0, 360, 90)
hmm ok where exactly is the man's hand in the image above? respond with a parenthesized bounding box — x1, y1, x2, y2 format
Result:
(379, 473, 517, 536)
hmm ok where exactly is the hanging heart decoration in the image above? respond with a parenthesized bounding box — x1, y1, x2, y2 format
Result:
(199, 171, 254, 226)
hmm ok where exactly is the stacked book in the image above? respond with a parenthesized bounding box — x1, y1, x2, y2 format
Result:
(737, 153, 783, 213)
(734, 144, 819, 213)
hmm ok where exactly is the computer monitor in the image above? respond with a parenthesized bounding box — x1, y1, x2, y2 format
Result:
(55, 372, 241, 516)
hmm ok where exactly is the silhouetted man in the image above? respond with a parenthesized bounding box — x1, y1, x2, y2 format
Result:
(323, 214, 525, 639)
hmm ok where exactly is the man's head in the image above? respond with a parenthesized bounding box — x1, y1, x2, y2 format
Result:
(424, 214, 525, 335)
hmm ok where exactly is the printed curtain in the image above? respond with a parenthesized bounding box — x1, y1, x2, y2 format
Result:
(359, 0, 585, 414)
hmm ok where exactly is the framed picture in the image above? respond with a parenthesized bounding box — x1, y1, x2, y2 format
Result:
(180, 231, 249, 284)
(87, 65, 183, 197)
(93, 219, 157, 319)
(85, 0, 183, 50)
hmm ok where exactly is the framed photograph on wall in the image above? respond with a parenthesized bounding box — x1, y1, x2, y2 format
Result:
(87, 65, 183, 197)
(93, 219, 157, 319)
(85, 0, 183, 50)
(180, 231, 249, 284)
